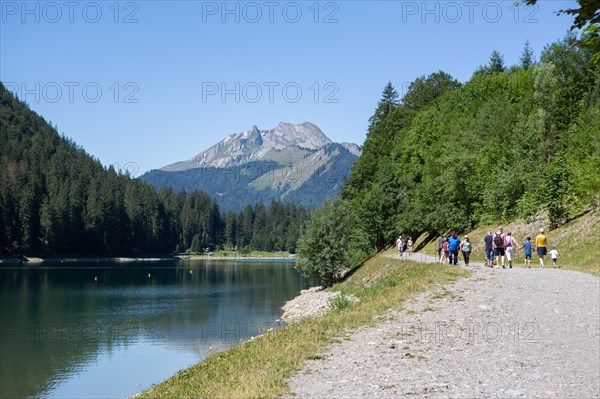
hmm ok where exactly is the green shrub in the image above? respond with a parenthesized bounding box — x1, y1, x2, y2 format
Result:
(329, 293, 353, 311)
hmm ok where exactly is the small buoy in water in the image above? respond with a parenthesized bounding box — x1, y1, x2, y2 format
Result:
(189, 270, 192, 274)
(148, 273, 151, 278)
(93, 276, 98, 283)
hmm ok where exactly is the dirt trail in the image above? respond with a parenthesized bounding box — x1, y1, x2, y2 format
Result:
(286, 254, 600, 398)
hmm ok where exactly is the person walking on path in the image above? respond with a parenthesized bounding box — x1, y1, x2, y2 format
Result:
(493, 227, 506, 268)
(522, 236, 533, 268)
(442, 238, 450, 264)
(504, 231, 519, 269)
(484, 230, 494, 267)
(460, 235, 472, 266)
(436, 236, 444, 263)
(536, 228, 548, 269)
(407, 237, 414, 256)
(396, 236, 404, 258)
(447, 232, 461, 266)
(550, 247, 559, 268)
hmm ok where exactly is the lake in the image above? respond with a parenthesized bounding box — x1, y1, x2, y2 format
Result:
(0, 259, 307, 399)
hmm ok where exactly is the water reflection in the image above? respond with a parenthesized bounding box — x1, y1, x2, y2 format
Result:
(0, 260, 307, 399)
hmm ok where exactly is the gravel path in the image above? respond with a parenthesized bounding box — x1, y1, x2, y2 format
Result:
(286, 255, 600, 398)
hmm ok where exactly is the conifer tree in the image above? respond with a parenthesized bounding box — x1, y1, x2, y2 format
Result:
(520, 40, 535, 70)
(489, 50, 506, 73)
(368, 82, 399, 130)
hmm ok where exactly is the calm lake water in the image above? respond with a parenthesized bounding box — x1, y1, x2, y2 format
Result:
(0, 259, 307, 399)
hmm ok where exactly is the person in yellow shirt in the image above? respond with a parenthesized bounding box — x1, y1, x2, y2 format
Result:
(535, 228, 547, 269)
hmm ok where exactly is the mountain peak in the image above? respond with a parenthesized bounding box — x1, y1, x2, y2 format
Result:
(145, 122, 361, 210)
(162, 122, 337, 171)
(269, 121, 331, 150)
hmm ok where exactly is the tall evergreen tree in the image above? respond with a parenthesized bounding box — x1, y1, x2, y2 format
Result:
(520, 40, 535, 70)
(224, 211, 237, 250)
(368, 82, 399, 130)
(489, 50, 506, 73)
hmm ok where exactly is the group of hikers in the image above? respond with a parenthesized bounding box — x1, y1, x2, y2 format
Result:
(395, 236, 414, 256)
(396, 227, 559, 269)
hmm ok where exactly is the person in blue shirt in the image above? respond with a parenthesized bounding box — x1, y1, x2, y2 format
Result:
(447, 232, 461, 265)
(483, 230, 494, 267)
(522, 236, 533, 268)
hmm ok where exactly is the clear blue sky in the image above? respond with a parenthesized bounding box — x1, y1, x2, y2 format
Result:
(1, 0, 577, 175)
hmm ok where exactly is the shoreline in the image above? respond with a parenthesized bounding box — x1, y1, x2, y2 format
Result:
(0, 256, 179, 264)
(0, 254, 296, 265)
(178, 254, 296, 262)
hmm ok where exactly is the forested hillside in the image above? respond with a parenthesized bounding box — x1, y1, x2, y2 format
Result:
(0, 85, 307, 256)
(140, 161, 280, 212)
(297, 35, 600, 284)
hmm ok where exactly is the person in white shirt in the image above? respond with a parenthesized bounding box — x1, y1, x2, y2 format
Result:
(549, 247, 559, 268)
(504, 231, 519, 269)
(396, 236, 404, 258)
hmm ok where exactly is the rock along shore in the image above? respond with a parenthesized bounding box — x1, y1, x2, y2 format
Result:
(281, 286, 347, 323)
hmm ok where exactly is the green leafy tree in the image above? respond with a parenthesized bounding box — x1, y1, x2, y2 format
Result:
(579, 23, 600, 67)
(533, 62, 560, 164)
(402, 71, 462, 111)
(565, 77, 600, 209)
(544, 155, 573, 227)
(296, 198, 370, 287)
(540, 34, 597, 132)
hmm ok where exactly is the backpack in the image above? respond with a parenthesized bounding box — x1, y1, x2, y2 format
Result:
(494, 233, 503, 247)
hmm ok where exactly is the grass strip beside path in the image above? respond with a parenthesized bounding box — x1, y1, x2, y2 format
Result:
(137, 256, 469, 399)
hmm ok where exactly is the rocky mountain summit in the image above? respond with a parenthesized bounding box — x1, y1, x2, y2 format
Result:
(141, 122, 361, 211)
